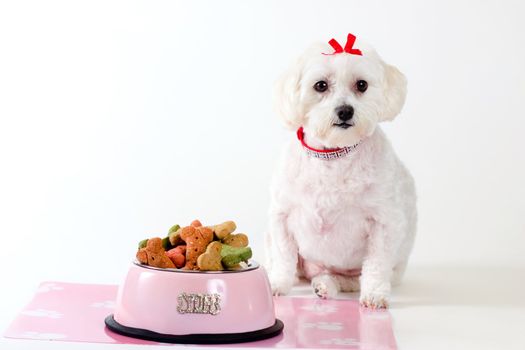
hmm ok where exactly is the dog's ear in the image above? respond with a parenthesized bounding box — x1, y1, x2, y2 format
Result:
(273, 60, 306, 130)
(380, 63, 407, 121)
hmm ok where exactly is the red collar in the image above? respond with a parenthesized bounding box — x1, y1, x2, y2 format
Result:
(296, 127, 361, 160)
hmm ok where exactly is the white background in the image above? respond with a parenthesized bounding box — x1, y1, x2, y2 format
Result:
(1, 1, 524, 349)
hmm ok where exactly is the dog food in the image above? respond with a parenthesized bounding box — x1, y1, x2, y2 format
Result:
(136, 220, 253, 271)
(136, 237, 176, 269)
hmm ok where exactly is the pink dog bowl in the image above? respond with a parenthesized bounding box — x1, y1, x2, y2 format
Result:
(105, 260, 283, 344)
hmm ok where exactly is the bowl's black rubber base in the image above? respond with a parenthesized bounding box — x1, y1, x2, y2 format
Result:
(105, 314, 284, 344)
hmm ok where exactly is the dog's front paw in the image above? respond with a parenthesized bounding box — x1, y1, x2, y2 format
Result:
(311, 274, 339, 299)
(360, 278, 391, 309)
(359, 292, 389, 309)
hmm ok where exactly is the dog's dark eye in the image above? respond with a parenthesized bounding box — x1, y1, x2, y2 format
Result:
(314, 81, 328, 93)
(356, 80, 368, 93)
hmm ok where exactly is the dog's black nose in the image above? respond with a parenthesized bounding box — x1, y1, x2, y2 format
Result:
(336, 105, 354, 121)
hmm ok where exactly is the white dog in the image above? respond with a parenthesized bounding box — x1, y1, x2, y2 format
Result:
(265, 34, 416, 308)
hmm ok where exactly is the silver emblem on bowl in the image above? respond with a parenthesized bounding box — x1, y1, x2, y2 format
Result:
(177, 292, 221, 315)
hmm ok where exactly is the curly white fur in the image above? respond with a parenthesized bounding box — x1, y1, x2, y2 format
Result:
(265, 37, 417, 309)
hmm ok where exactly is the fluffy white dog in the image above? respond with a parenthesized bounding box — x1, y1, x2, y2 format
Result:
(265, 34, 416, 308)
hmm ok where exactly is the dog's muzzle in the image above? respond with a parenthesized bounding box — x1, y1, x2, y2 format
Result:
(334, 105, 354, 129)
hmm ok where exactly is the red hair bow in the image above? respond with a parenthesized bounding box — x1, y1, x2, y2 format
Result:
(323, 33, 362, 56)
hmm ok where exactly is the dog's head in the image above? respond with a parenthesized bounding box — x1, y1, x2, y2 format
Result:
(274, 35, 407, 148)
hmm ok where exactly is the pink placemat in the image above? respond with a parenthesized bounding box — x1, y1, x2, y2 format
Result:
(3, 282, 396, 349)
